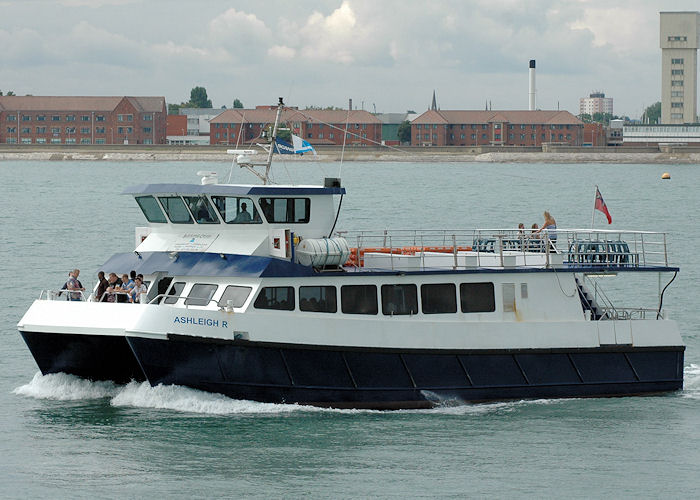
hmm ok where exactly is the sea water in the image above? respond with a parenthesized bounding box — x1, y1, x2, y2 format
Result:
(1, 160, 699, 498)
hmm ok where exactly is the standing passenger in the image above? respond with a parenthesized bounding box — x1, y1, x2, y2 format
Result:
(66, 269, 85, 301)
(95, 271, 109, 302)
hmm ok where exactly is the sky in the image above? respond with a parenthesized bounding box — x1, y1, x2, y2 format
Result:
(1, 0, 698, 118)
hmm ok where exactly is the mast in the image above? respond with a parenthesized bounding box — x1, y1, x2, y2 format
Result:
(264, 97, 284, 184)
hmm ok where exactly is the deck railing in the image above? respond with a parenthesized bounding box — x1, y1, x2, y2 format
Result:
(335, 228, 671, 270)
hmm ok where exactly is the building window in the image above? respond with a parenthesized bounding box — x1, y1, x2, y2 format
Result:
(482, 124, 488, 129)
(65, 127, 76, 134)
(671, 81, 684, 87)
(7, 115, 17, 122)
(307, 133, 313, 139)
(66, 115, 75, 122)
(37, 115, 45, 121)
(671, 103, 683, 108)
(80, 127, 90, 134)
(671, 91, 684, 97)
(21, 115, 30, 121)
(35, 127, 46, 133)
(50, 138, 61, 144)
(432, 124, 437, 129)
(667, 36, 687, 41)
(96, 115, 105, 122)
(416, 124, 421, 129)
(36, 138, 46, 144)
(520, 134, 525, 140)
(432, 134, 437, 140)
(671, 58, 684, 64)
(80, 138, 91, 144)
(531, 134, 535, 140)
(51, 115, 60, 121)
(319, 133, 323, 139)
(81, 115, 90, 121)
(21, 137, 32, 144)
(495, 134, 501, 140)
(143, 114, 153, 121)
(494, 124, 501, 129)
(21, 127, 30, 134)
(96, 138, 106, 144)
(6, 137, 17, 143)
(541, 134, 545, 140)
(65, 138, 76, 144)
(144, 139, 153, 144)
(6, 127, 16, 133)
(481, 134, 487, 139)
(118, 114, 133, 122)
(143, 127, 152, 133)
(671, 113, 683, 119)
(51, 127, 60, 134)
(460, 134, 465, 139)
(95, 127, 105, 134)
(471, 134, 476, 140)
(672, 69, 684, 75)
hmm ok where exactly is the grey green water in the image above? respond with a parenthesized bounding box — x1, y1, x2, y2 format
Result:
(1, 160, 699, 498)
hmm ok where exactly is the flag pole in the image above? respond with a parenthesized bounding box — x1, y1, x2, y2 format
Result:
(591, 185, 597, 229)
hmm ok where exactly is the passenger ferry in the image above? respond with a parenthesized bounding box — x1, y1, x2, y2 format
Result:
(18, 100, 685, 408)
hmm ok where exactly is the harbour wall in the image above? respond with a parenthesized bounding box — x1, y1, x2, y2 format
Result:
(0, 145, 699, 163)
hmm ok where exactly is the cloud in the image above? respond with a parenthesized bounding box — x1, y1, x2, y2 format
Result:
(268, 45, 297, 60)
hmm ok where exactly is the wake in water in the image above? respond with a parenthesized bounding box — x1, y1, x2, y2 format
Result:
(682, 363, 700, 399)
(13, 372, 566, 416)
(12, 372, 119, 400)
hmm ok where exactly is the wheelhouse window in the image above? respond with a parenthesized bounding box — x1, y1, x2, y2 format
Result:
(218, 285, 252, 308)
(211, 196, 261, 224)
(164, 281, 186, 304)
(460, 282, 495, 313)
(158, 196, 193, 224)
(421, 283, 457, 314)
(381, 284, 418, 315)
(341, 285, 377, 315)
(258, 197, 310, 224)
(300, 286, 337, 313)
(183, 196, 219, 224)
(135, 196, 167, 223)
(254, 286, 295, 310)
(185, 284, 218, 306)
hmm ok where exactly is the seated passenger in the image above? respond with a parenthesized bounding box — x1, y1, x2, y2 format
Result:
(232, 202, 252, 223)
(130, 277, 148, 303)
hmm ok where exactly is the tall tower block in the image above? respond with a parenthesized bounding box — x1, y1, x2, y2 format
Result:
(660, 12, 700, 123)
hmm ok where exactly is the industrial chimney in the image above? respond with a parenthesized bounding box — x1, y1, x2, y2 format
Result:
(528, 60, 536, 111)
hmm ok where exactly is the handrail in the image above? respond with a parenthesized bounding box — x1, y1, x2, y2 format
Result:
(338, 228, 672, 271)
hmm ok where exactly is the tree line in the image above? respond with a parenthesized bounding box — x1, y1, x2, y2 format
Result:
(168, 86, 243, 114)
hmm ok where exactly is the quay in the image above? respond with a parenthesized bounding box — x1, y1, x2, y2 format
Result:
(0, 144, 699, 163)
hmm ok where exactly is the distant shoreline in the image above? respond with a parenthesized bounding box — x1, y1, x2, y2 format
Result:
(0, 145, 698, 163)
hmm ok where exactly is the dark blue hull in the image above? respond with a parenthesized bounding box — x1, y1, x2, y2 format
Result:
(127, 335, 685, 409)
(20, 331, 146, 384)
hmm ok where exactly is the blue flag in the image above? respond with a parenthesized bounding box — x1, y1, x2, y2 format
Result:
(274, 134, 316, 155)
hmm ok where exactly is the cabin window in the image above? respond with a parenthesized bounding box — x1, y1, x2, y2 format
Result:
(299, 286, 337, 313)
(341, 285, 378, 315)
(460, 282, 495, 313)
(135, 195, 168, 223)
(164, 281, 186, 304)
(218, 285, 252, 308)
(183, 196, 219, 224)
(381, 284, 418, 315)
(211, 196, 261, 224)
(258, 198, 310, 224)
(254, 286, 295, 310)
(158, 196, 193, 224)
(185, 284, 218, 306)
(421, 283, 457, 314)
(502, 283, 515, 312)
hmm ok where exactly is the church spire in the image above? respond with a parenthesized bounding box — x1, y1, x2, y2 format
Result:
(431, 90, 437, 111)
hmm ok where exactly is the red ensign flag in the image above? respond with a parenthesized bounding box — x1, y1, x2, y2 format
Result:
(595, 187, 612, 224)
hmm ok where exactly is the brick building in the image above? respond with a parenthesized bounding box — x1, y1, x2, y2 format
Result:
(209, 107, 381, 146)
(411, 110, 584, 146)
(0, 96, 167, 145)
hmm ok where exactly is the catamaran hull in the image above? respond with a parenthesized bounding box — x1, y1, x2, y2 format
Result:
(20, 331, 145, 384)
(127, 335, 684, 409)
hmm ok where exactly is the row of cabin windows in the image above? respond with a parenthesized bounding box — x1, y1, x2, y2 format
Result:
(163, 282, 496, 315)
(136, 194, 311, 225)
(254, 283, 495, 314)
